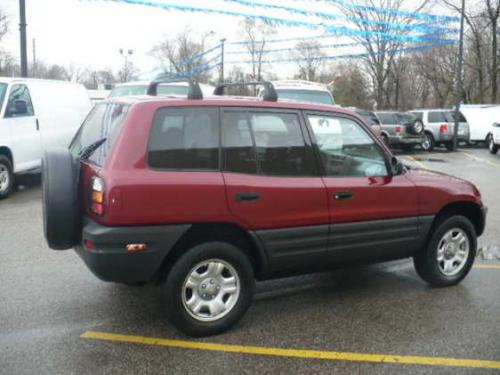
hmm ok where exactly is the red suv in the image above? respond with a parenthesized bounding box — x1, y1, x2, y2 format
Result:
(42, 81, 487, 337)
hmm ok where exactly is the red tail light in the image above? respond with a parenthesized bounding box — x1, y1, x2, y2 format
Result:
(395, 125, 402, 133)
(439, 124, 449, 133)
(90, 177, 105, 216)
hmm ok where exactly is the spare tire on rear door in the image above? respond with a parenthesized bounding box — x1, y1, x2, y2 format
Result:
(409, 119, 424, 135)
(42, 148, 80, 250)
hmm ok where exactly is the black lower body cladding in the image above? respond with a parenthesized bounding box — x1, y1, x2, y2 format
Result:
(75, 219, 191, 283)
(42, 148, 81, 250)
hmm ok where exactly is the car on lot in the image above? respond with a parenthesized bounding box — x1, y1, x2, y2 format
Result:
(409, 109, 470, 151)
(348, 107, 383, 137)
(109, 80, 214, 98)
(42, 80, 487, 337)
(460, 105, 500, 145)
(374, 111, 425, 150)
(261, 80, 335, 105)
(489, 123, 500, 154)
(0, 77, 92, 198)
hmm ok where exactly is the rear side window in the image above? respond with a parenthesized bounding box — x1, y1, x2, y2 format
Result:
(376, 113, 396, 124)
(222, 111, 316, 176)
(148, 107, 219, 170)
(70, 102, 129, 166)
(428, 112, 447, 123)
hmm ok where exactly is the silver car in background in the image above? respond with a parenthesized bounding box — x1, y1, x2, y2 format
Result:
(409, 109, 470, 151)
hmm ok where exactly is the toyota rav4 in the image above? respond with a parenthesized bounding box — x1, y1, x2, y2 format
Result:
(42, 80, 487, 337)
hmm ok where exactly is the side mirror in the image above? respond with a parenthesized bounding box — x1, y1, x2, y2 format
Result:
(11, 100, 28, 116)
(391, 156, 404, 175)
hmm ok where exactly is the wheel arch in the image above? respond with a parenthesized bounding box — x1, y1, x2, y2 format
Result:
(0, 146, 13, 166)
(155, 223, 270, 283)
(432, 201, 485, 237)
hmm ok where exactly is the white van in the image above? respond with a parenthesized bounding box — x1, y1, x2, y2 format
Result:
(0, 78, 91, 198)
(459, 105, 500, 143)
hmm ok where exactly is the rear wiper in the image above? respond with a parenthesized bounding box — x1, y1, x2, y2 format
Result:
(78, 138, 107, 160)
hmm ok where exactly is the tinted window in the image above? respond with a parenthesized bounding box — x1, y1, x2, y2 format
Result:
(308, 115, 388, 177)
(148, 107, 219, 170)
(70, 103, 129, 165)
(5, 84, 34, 117)
(222, 111, 257, 174)
(251, 112, 315, 176)
(0, 83, 7, 111)
(376, 113, 396, 124)
(276, 89, 334, 105)
(411, 112, 423, 120)
(428, 111, 448, 123)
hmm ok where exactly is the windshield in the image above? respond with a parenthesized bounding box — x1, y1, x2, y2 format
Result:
(276, 89, 334, 105)
(70, 102, 129, 166)
(0, 83, 7, 111)
(109, 84, 188, 97)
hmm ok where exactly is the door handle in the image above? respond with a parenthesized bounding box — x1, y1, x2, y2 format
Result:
(334, 191, 353, 200)
(236, 191, 260, 202)
(35, 118, 39, 131)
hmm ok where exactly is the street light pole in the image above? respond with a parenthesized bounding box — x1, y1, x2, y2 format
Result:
(19, 0, 28, 77)
(452, 0, 466, 151)
(220, 38, 226, 84)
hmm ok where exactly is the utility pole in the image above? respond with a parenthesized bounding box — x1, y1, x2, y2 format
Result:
(219, 38, 226, 84)
(19, 0, 28, 77)
(119, 48, 134, 82)
(32, 38, 36, 76)
(452, 0, 466, 151)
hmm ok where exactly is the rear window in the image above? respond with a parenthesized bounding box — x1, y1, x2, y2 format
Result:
(70, 102, 129, 166)
(395, 113, 415, 124)
(411, 112, 423, 120)
(148, 107, 219, 170)
(276, 89, 334, 105)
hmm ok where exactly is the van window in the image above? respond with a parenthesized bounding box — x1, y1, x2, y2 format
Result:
(148, 107, 219, 170)
(5, 84, 34, 118)
(70, 102, 129, 166)
(0, 83, 7, 112)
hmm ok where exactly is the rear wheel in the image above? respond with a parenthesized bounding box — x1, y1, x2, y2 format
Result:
(421, 132, 435, 152)
(0, 155, 14, 199)
(162, 242, 255, 337)
(488, 134, 499, 154)
(414, 215, 476, 287)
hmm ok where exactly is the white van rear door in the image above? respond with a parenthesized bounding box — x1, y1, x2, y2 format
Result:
(4, 84, 42, 172)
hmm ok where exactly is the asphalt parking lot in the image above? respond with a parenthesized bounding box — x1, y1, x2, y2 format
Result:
(1, 147, 499, 374)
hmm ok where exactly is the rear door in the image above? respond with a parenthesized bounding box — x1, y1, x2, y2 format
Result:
(221, 108, 329, 273)
(3, 84, 41, 171)
(305, 112, 422, 263)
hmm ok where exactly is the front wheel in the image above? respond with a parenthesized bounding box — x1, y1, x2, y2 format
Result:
(414, 215, 476, 287)
(162, 242, 255, 337)
(488, 134, 499, 154)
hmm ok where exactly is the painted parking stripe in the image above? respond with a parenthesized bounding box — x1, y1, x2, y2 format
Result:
(81, 331, 500, 370)
(475, 264, 500, 270)
(460, 151, 500, 168)
(404, 155, 426, 169)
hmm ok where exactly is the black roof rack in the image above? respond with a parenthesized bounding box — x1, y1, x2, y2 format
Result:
(213, 81, 278, 102)
(147, 78, 203, 99)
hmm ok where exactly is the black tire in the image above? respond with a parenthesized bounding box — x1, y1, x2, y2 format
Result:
(421, 132, 435, 152)
(42, 148, 80, 250)
(409, 119, 424, 135)
(162, 242, 255, 337)
(381, 133, 389, 146)
(443, 141, 455, 151)
(413, 215, 476, 287)
(488, 134, 499, 154)
(0, 155, 14, 199)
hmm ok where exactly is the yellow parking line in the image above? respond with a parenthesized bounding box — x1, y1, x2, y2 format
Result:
(461, 151, 500, 168)
(81, 331, 500, 370)
(405, 155, 426, 169)
(475, 264, 500, 270)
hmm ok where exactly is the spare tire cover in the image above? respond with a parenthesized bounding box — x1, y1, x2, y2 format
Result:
(410, 119, 424, 135)
(42, 148, 80, 250)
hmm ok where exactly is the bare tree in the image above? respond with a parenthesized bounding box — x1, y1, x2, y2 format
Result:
(152, 28, 212, 82)
(293, 41, 325, 81)
(335, 0, 432, 109)
(0, 8, 8, 42)
(241, 19, 275, 82)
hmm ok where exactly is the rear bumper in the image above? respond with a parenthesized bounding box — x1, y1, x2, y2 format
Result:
(388, 135, 425, 145)
(436, 132, 470, 142)
(75, 219, 191, 283)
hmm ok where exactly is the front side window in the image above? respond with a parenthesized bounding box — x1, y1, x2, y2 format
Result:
(148, 107, 219, 170)
(5, 84, 34, 118)
(308, 114, 389, 177)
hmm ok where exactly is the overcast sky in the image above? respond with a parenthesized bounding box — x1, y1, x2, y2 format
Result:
(1, 0, 456, 80)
